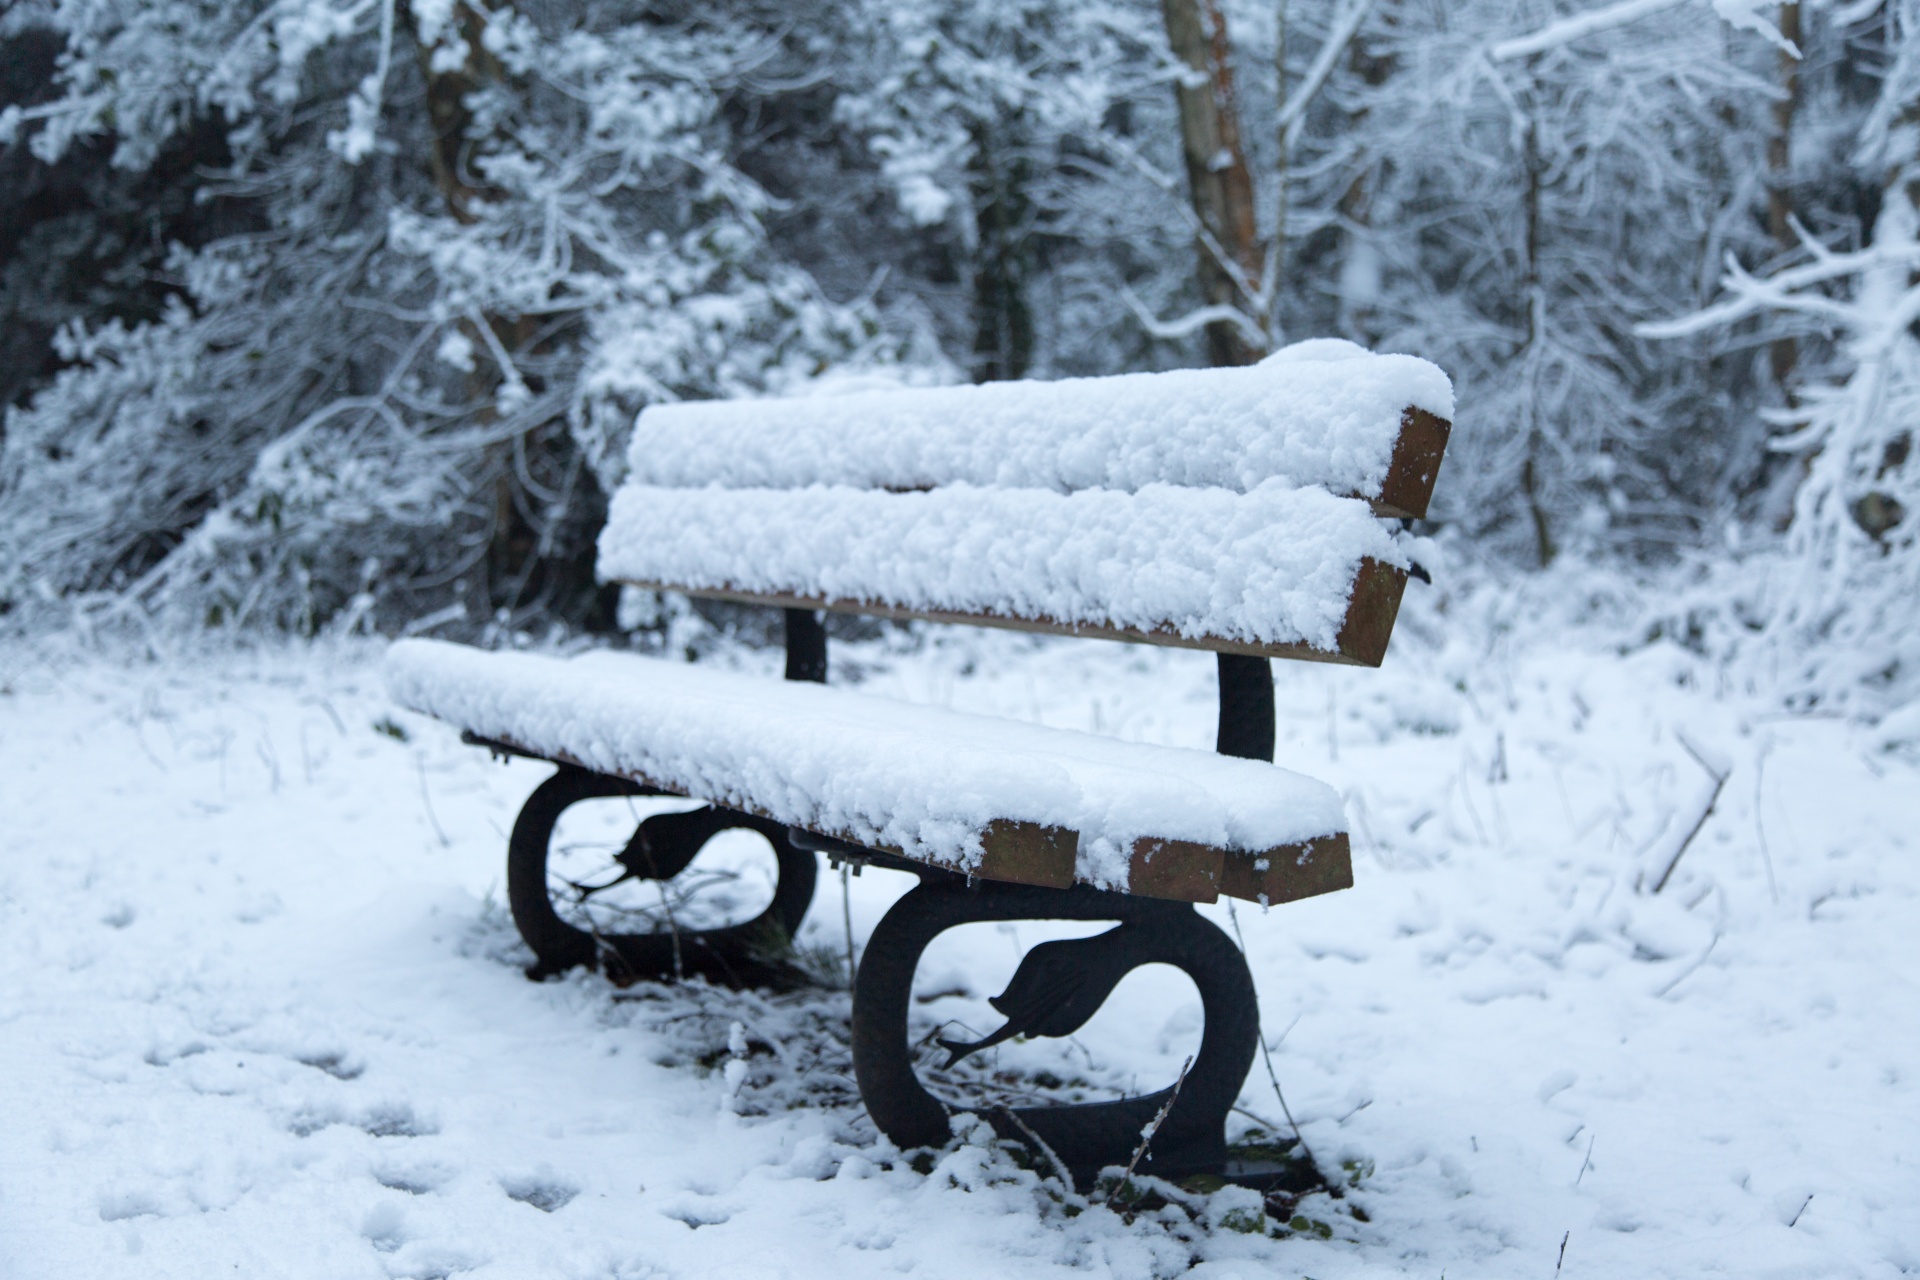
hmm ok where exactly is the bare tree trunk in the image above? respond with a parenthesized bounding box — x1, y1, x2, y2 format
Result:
(1335, 11, 1395, 345)
(1271, 0, 1288, 332)
(968, 116, 1036, 383)
(401, 1, 611, 627)
(1161, 0, 1266, 366)
(404, 0, 505, 225)
(1768, 1, 1802, 396)
(1521, 87, 1556, 568)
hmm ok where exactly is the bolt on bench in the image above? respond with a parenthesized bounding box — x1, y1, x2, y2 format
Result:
(386, 337, 1451, 1181)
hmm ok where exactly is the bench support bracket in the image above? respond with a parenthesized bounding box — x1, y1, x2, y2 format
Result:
(506, 765, 818, 988)
(851, 876, 1257, 1184)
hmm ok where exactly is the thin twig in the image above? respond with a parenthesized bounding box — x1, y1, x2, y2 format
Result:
(1754, 740, 1780, 904)
(1277, 0, 1378, 152)
(840, 863, 857, 987)
(657, 880, 683, 982)
(415, 755, 449, 847)
(1554, 1230, 1570, 1277)
(1227, 903, 1319, 1169)
(1653, 933, 1719, 999)
(1652, 733, 1730, 894)
(1107, 1056, 1191, 1208)
(1257, 1029, 1318, 1169)
(998, 1106, 1075, 1190)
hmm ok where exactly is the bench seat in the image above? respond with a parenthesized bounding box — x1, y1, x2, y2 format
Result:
(386, 639, 1352, 907)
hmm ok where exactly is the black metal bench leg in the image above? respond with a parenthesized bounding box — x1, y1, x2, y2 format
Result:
(784, 608, 827, 684)
(1216, 653, 1275, 761)
(506, 764, 818, 987)
(851, 877, 1257, 1183)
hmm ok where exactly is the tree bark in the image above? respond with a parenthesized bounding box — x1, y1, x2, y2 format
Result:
(401, 1, 610, 626)
(968, 116, 1036, 383)
(1767, 1, 1802, 395)
(1271, 0, 1288, 329)
(1336, 13, 1395, 346)
(404, 0, 505, 225)
(1161, 0, 1266, 367)
(1521, 93, 1557, 568)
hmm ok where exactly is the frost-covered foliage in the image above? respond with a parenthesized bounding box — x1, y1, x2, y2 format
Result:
(1, 0, 888, 632)
(1312, 1, 1775, 564)
(1628, 0, 1920, 712)
(1, 0, 1916, 709)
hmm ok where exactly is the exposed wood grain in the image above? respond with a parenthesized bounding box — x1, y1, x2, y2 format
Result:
(976, 821, 1079, 890)
(1218, 833, 1352, 906)
(1333, 557, 1408, 668)
(1372, 407, 1453, 520)
(1127, 837, 1225, 903)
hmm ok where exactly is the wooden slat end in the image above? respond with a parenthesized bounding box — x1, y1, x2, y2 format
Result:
(1126, 837, 1224, 903)
(1219, 833, 1353, 907)
(1335, 558, 1408, 668)
(1373, 406, 1452, 520)
(977, 820, 1078, 889)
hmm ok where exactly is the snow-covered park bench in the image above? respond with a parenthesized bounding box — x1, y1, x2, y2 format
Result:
(385, 338, 1452, 1181)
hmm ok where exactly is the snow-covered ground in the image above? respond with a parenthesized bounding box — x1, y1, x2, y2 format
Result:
(3, 595, 1916, 1279)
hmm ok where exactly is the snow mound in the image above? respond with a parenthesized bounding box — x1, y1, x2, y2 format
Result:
(626, 340, 1453, 497)
(384, 640, 1346, 884)
(598, 481, 1402, 651)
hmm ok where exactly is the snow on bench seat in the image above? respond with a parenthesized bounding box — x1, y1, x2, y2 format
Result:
(600, 480, 1408, 665)
(386, 640, 1352, 906)
(626, 339, 1454, 519)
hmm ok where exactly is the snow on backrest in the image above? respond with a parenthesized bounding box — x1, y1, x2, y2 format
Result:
(601, 340, 1452, 663)
(598, 481, 1409, 663)
(623, 340, 1453, 512)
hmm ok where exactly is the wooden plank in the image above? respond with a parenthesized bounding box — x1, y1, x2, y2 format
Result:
(1371, 407, 1451, 521)
(1218, 833, 1352, 906)
(616, 556, 1409, 669)
(1333, 557, 1408, 668)
(1127, 838, 1224, 904)
(977, 821, 1078, 889)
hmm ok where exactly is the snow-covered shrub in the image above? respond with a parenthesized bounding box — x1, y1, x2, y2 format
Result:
(1638, 0, 1920, 712)
(0, 0, 888, 634)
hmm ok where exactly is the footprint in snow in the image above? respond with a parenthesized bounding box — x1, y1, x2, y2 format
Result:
(143, 1040, 208, 1067)
(500, 1168, 579, 1213)
(286, 1099, 436, 1139)
(294, 1048, 365, 1080)
(661, 1203, 731, 1229)
(360, 1101, 437, 1138)
(379, 1241, 481, 1280)
(97, 1188, 163, 1222)
(374, 1162, 455, 1196)
(361, 1202, 409, 1253)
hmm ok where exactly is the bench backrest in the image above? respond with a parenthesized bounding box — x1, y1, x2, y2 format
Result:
(598, 340, 1452, 668)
